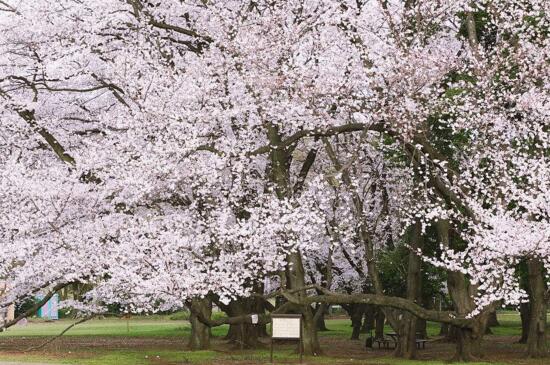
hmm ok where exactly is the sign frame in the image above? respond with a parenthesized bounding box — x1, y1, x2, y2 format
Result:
(270, 314, 302, 363)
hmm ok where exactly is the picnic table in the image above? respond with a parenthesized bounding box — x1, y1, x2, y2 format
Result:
(373, 336, 396, 349)
(372, 332, 428, 349)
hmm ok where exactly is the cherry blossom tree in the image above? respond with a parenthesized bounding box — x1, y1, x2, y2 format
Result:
(0, 0, 548, 361)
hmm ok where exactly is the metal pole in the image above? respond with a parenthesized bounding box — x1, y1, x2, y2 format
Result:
(299, 337, 303, 363)
(240, 324, 244, 350)
(299, 317, 303, 363)
(270, 336, 273, 363)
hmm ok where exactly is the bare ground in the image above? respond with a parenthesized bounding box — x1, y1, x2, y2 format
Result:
(0, 335, 548, 365)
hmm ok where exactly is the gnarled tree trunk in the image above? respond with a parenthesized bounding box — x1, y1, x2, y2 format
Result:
(437, 220, 486, 361)
(222, 297, 262, 349)
(268, 123, 321, 356)
(348, 304, 366, 340)
(395, 222, 423, 359)
(518, 302, 530, 344)
(526, 258, 547, 358)
(302, 307, 321, 356)
(361, 305, 375, 333)
(375, 308, 385, 339)
(188, 298, 212, 350)
(314, 303, 329, 331)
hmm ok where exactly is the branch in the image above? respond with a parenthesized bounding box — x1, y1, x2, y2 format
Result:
(0, 0, 17, 13)
(292, 148, 317, 195)
(0, 283, 69, 331)
(282, 287, 473, 328)
(148, 18, 213, 43)
(190, 301, 297, 328)
(127, 0, 212, 45)
(17, 109, 76, 165)
(25, 315, 95, 351)
(403, 142, 477, 221)
(248, 122, 384, 156)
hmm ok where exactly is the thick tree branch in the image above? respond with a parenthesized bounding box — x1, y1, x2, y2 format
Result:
(248, 122, 384, 156)
(293, 148, 318, 195)
(17, 109, 76, 165)
(281, 285, 472, 328)
(0, 283, 69, 331)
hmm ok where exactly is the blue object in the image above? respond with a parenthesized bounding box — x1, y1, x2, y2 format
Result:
(36, 294, 59, 320)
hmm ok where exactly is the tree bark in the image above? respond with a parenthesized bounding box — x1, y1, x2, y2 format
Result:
(439, 322, 450, 337)
(436, 220, 485, 361)
(287, 252, 322, 355)
(268, 124, 321, 356)
(375, 309, 385, 339)
(302, 308, 321, 356)
(518, 302, 530, 344)
(526, 258, 548, 358)
(188, 298, 212, 350)
(361, 305, 375, 333)
(349, 304, 366, 340)
(487, 310, 499, 327)
(484, 310, 499, 334)
(222, 297, 262, 349)
(416, 318, 427, 339)
(315, 304, 328, 331)
(395, 222, 423, 359)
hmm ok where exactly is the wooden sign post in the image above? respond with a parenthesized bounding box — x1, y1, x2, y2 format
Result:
(270, 314, 302, 363)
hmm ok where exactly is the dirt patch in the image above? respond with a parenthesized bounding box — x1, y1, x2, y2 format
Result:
(0, 335, 548, 364)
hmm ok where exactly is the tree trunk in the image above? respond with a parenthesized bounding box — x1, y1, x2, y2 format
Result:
(395, 222, 423, 359)
(301, 309, 321, 356)
(487, 310, 499, 327)
(395, 312, 417, 359)
(315, 304, 328, 331)
(350, 304, 365, 340)
(361, 305, 375, 333)
(518, 302, 530, 344)
(437, 220, 485, 361)
(439, 322, 449, 337)
(485, 310, 499, 334)
(288, 251, 321, 356)
(188, 298, 212, 350)
(451, 327, 478, 362)
(269, 124, 321, 356)
(222, 297, 262, 348)
(526, 258, 548, 358)
(417, 318, 427, 339)
(375, 309, 385, 339)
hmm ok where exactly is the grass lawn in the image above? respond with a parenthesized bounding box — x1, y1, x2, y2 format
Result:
(0, 311, 547, 365)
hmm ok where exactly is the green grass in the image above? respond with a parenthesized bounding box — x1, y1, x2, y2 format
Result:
(0, 350, 502, 365)
(0, 311, 530, 339)
(0, 318, 229, 338)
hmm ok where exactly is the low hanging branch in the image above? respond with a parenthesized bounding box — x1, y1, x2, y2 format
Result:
(280, 285, 474, 328)
(25, 315, 95, 352)
(0, 283, 70, 331)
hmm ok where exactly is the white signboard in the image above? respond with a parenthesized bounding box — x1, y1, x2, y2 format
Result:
(272, 316, 301, 339)
(250, 314, 259, 324)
